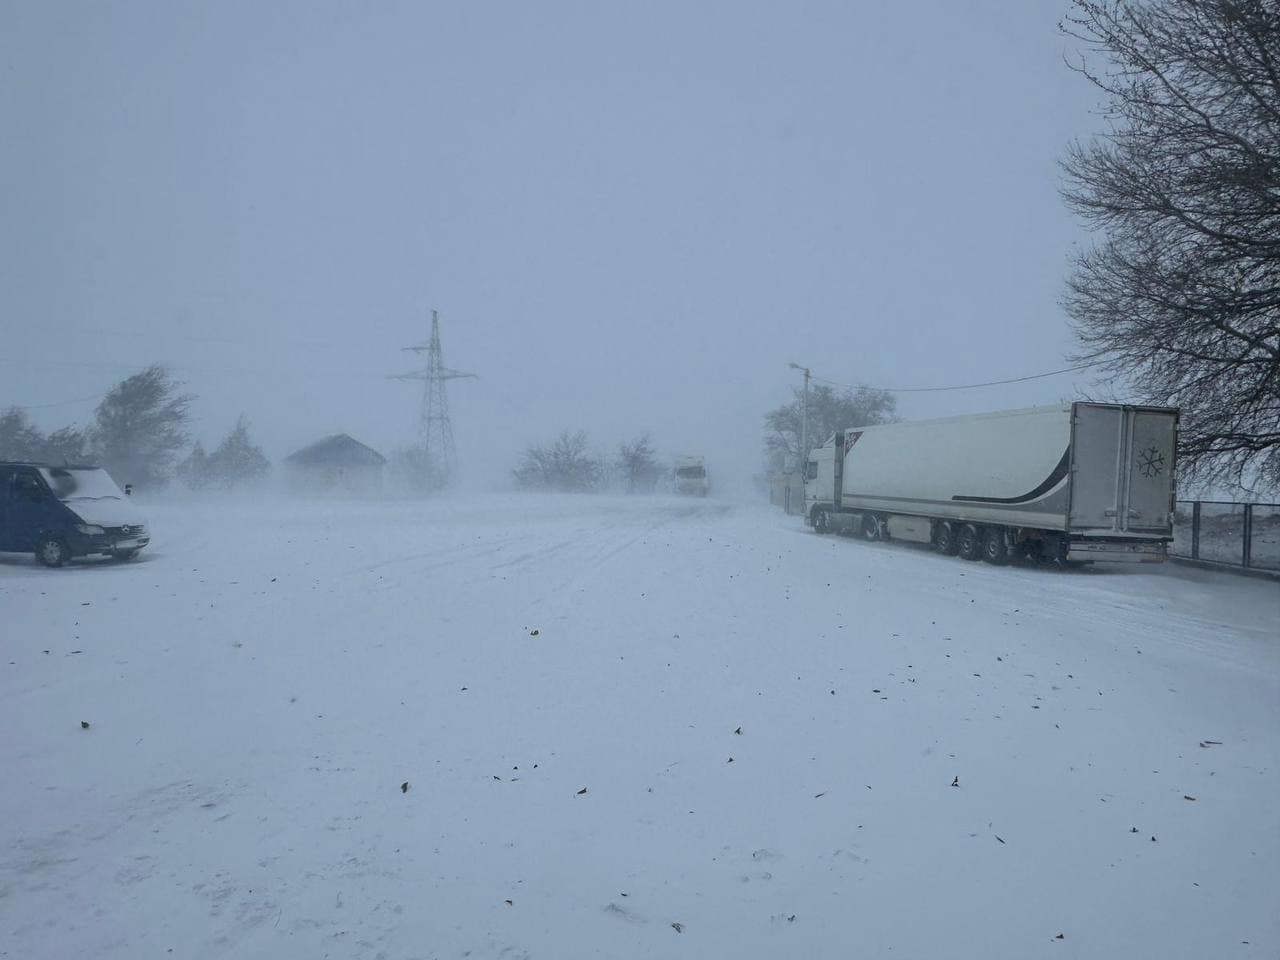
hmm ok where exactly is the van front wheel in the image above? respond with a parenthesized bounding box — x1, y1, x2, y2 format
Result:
(36, 536, 70, 568)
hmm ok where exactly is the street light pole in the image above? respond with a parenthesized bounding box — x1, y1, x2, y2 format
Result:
(788, 362, 812, 476)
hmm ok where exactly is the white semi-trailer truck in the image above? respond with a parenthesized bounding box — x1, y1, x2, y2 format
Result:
(803, 402, 1178, 564)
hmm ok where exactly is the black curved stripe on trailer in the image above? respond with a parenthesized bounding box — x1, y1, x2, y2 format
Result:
(951, 447, 1071, 505)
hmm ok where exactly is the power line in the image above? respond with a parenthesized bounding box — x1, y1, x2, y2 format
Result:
(23, 393, 108, 410)
(9, 356, 1104, 418)
(809, 361, 1104, 394)
(1, 355, 405, 382)
(2, 356, 399, 412)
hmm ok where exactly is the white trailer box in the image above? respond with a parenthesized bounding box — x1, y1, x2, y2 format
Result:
(804, 403, 1177, 564)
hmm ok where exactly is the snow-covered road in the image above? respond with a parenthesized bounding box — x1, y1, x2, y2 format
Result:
(2, 496, 1277, 959)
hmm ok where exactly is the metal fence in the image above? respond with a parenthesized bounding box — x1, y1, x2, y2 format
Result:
(1172, 501, 1280, 573)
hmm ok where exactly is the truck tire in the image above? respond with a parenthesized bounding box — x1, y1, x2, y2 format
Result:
(812, 508, 829, 533)
(982, 527, 1010, 565)
(36, 535, 70, 568)
(956, 524, 982, 561)
(861, 514, 882, 541)
(935, 522, 960, 556)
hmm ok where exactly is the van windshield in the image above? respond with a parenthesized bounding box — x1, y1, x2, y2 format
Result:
(676, 466, 705, 479)
(38, 467, 125, 502)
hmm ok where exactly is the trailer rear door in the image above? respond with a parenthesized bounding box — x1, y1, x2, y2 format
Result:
(1124, 410, 1176, 534)
(1070, 404, 1123, 532)
(1070, 404, 1176, 536)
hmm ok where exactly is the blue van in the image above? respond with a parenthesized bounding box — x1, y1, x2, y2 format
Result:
(0, 462, 150, 567)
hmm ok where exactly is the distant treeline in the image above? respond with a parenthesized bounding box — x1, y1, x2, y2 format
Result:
(4, 365, 670, 496)
(513, 431, 663, 494)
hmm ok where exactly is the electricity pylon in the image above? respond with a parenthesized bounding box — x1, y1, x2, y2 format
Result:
(389, 309, 477, 485)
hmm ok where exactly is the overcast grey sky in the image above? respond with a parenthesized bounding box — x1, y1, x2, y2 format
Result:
(1, 0, 1104, 486)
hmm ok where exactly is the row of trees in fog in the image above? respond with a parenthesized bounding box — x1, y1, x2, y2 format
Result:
(513, 431, 663, 493)
(1, 365, 269, 491)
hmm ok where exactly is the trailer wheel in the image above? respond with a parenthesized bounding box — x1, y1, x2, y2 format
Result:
(956, 524, 982, 561)
(981, 527, 1010, 565)
(861, 514, 882, 541)
(935, 522, 960, 556)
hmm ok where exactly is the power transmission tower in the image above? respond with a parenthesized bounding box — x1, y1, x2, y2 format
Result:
(389, 309, 477, 485)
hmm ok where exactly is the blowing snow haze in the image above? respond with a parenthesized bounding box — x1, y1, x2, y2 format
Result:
(5, 4, 1280, 958)
(3, 1, 1098, 481)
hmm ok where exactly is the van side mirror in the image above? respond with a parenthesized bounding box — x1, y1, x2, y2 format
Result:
(124, 484, 133, 496)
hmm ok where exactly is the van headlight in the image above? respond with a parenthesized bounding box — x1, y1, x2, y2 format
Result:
(76, 524, 105, 536)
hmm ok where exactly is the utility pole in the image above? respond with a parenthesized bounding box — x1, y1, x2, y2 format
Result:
(390, 309, 477, 487)
(788, 362, 811, 475)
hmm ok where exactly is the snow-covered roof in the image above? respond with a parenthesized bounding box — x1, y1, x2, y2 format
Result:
(285, 434, 386, 467)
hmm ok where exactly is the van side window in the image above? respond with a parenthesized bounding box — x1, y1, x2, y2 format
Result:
(12, 472, 44, 500)
(806, 460, 818, 480)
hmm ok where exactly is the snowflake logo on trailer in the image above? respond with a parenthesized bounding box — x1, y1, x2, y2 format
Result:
(1138, 445, 1165, 478)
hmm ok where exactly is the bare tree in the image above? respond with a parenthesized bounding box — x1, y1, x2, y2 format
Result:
(513, 430, 603, 492)
(616, 434, 661, 493)
(1061, 0, 1280, 490)
(764, 384, 897, 472)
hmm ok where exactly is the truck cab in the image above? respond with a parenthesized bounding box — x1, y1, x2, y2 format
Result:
(0, 462, 150, 567)
(674, 456, 710, 497)
(804, 441, 837, 526)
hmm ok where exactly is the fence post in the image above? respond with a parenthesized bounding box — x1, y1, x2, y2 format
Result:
(1191, 501, 1201, 560)
(1243, 503, 1253, 569)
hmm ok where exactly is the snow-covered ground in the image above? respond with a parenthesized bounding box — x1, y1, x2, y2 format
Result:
(2, 496, 1277, 959)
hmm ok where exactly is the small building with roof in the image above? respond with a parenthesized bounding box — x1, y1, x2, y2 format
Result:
(283, 433, 386, 495)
